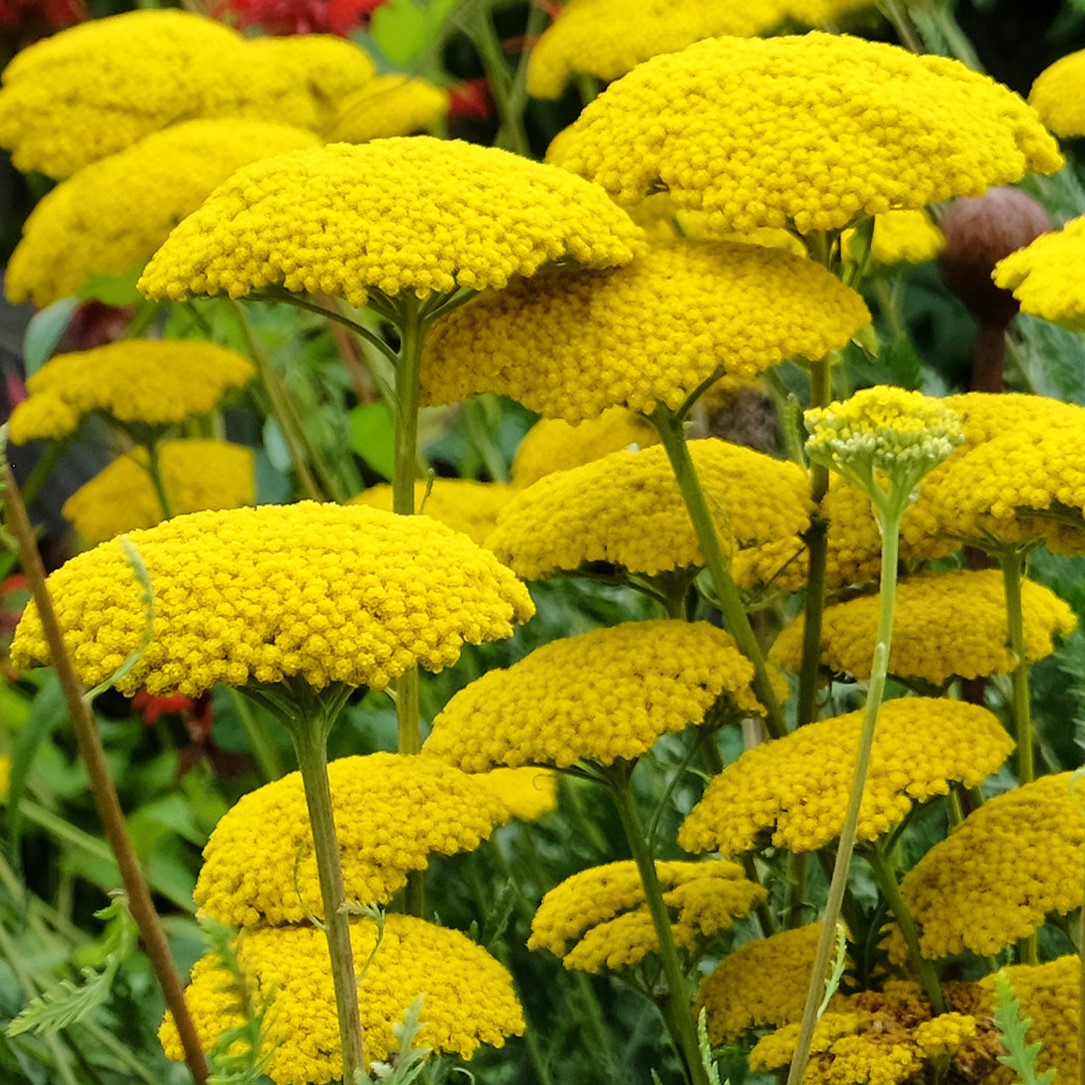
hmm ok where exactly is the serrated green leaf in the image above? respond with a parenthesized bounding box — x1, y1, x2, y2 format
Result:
(22, 298, 78, 377)
(5, 967, 113, 1038)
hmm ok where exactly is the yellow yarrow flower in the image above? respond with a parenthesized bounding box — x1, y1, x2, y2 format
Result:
(771, 568, 1075, 686)
(196, 752, 511, 926)
(978, 958, 1078, 1084)
(525, 0, 785, 99)
(62, 440, 255, 545)
(698, 923, 824, 1043)
(326, 75, 450, 143)
(510, 408, 660, 488)
(423, 620, 768, 772)
(549, 33, 1061, 235)
(12, 502, 534, 697)
(529, 859, 766, 974)
(421, 240, 870, 423)
(159, 914, 525, 1083)
(5, 120, 319, 308)
(475, 767, 558, 822)
(350, 479, 513, 546)
(1029, 49, 1085, 138)
(138, 137, 644, 308)
(678, 699, 1012, 855)
(0, 11, 373, 179)
(486, 439, 813, 580)
(7, 340, 255, 444)
(995, 216, 1085, 330)
(900, 773, 1085, 958)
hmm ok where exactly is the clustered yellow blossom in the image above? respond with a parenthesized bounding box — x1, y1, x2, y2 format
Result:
(160, 915, 525, 1084)
(995, 217, 1085, 330)
(486, 440, 813, 580)
(844, 210, 945, 266)
(510, 408, 660, 488)
(62, 440, 255, 544)
(750, 987, 987, 1085)
(771, 568, 1075, 686)
(548, 33, 1061, 234)
(12, 503, 534, 696)
(196, 752, 511, 926)
(697, 923, 823, 1043)
(326, 75, 450, 143)
(900, 773, 1085, 958)
(529, 859, 765, 973)
(978, 958, 1079, 1084)
(421, 240, 870, 422)
(7, 340, 255, 444)
(0, 10, 374, 178)
(476, 767, 558, 821)
(6, 119, 318, 308)
(1029, 49, 1085, 137)
(525, 0, 784, 99)
(138, 137, 644, 308)
(423, 620, 767, 772)
(678, 699, 1012, 855)
(350, 479, 512, 546)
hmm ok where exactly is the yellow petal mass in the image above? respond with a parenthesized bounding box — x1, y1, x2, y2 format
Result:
(421, 240, 870, 422)
(138, 137, 644, 308)
(423, 619, 768, 771)
(326, 75, 450, 143)
(994, 216, 1085, 330)
(12, 503, 534, 697)
(678, 699, 1013, 855)
(1029, 49, 1085, 138)
(549, 33, 1061, 234)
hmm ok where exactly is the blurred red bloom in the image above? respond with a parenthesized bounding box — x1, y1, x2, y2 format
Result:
(449, 77, 493, 122)
(210, 0, 385, 35)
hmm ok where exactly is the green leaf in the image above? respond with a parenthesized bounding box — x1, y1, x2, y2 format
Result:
(349, 402, 396, 481)
(76, 266, 144, 307)
(21, 298, 78, 377)
(992, 970, 1056, 1085)
(368, 0, 460, 66)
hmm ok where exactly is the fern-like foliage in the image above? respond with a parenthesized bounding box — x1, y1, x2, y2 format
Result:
(992, 970, 1056, 1085)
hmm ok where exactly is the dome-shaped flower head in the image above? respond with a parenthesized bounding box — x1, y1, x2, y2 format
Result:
(160, 914, 525, 1083)
(12, 502, 534, 697)
(421, 240, 870, 422)
(771, 568, 1075, 686)
(5, 119, 319, 308)
(678, 699, 1012, 856)
(528, 859, 766, 973)
(994, 216, 1085, 330)
(325, 75, 450, 143)
(0, 10, 373, 178)
(548, 33, 1061, 235)
(61, 440, 255, 545)
(476, 767, 558, 822)
(423, 620, 770, 772)
(511, 408, 660, 488)
(525, 0, 785, 100)
(698, 923, 824, 1044)
(7, 340, 255, 444)
(196, 752, 512, 925)
(978, 957, 1079, 1083)
(899, 773, 1085, 958)
(1029, 49, 1085, 138)
(137, 137, 644, 308)
(486, 439, 813, 581)
(805, 387, 964, 516)
(350, 479, 512, 546)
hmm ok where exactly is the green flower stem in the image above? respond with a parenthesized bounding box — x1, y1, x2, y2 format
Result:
(866, 841, 944, 1011)
(1, 460, 209, 1085)
(786, 501, 910, 1085)
(878, 0, 924, 52)
(784, 851, 809, 930)
(605, 763, 711, 1085)
(227, 688, 285, 783)
(797, 356, 834, 727)
(287, 708, 366, 1082)
(144, 439, 176, 520)
(650, 407, 786, 741)
(999, 546, 1036, 785)
(468, 0, 534, 157)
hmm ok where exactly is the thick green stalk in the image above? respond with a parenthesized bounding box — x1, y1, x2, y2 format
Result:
(866, 842, 944, 1011)
(999, 547, 1035, 785)
(651, 409, 786, 740)
(786, 510, 906, 1085)
(289, 716, 366, 1081)
(606, 766, 711, 1085)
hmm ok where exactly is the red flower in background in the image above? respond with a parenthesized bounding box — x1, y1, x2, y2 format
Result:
(449, 77, 493, 123)
(210, 0, 385, 35)
(0, 0, 84, 29)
